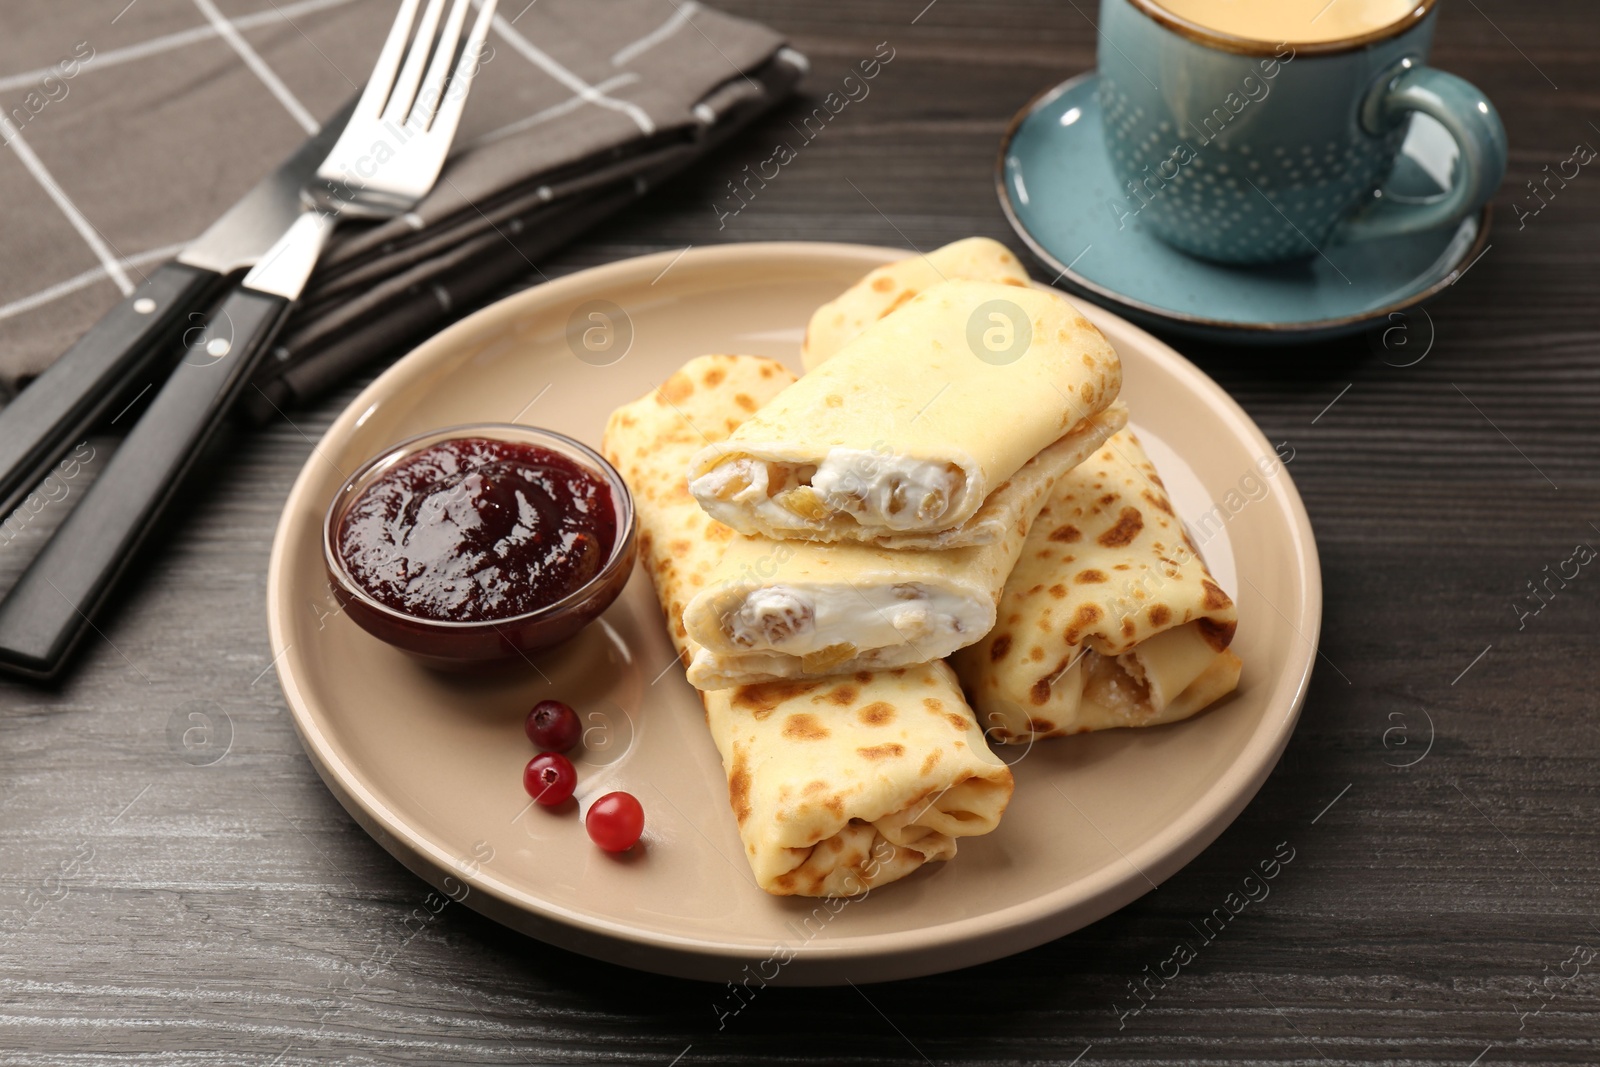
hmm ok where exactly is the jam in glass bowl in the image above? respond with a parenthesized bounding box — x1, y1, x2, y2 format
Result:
(323, 424, 637, 667)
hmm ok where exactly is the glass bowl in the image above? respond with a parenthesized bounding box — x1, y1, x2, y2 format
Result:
(323, 423, 637, 668)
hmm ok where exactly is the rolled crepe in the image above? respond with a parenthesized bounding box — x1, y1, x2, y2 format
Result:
(687, 281, 1122, 548)
(950, 430, 1242, 741)
(682, 403, 1128, 689)
(602, 354, 1014, 897)
(801, 237, 1030, 370)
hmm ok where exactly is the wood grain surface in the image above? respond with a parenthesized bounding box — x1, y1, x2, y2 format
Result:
(2, 1, 1597, 1064)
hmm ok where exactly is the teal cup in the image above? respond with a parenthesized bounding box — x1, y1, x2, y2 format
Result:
(1097, 0, 1507, 264)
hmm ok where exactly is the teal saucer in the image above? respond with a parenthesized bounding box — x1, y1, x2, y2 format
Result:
(996, 73, 1491, 344)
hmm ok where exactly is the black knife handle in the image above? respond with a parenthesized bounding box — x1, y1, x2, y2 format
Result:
(0, 285, 292, 679)
(0, 261, 220, 521)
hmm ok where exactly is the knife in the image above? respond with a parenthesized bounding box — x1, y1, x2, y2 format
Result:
(0, 97, 357, 525)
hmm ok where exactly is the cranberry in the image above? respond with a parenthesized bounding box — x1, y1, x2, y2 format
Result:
(523, 752, 576, 806)
(586, 791, 644, 852)
(525, 699, 581, 752)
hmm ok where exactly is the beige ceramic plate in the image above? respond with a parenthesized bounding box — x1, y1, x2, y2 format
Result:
(267, 242, 1320, 985)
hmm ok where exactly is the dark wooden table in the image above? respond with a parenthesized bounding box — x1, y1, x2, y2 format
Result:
(3, 1, 1597, 1063)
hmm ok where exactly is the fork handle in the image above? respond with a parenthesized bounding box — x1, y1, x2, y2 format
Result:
(0, 285, 290, 679)
(0, 261, 220, 521)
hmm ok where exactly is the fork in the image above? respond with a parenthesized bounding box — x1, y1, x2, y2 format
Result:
(0, 0, 498, 679)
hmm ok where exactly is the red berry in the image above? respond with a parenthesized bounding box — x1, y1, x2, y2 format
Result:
(525, 699, 581, 752)
(523, 753, 576, 806)
(586, 791, 644, 852)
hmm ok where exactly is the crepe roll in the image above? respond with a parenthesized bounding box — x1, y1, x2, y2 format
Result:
(682, 403, 1128, 690)
(602, 354, 1014, 897)
(687, 281, 1122, 548)
(801, 237, 1031, 370)
(951, 430, 1242, 741)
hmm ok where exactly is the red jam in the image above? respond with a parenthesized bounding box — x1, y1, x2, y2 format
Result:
(336, 437, 617, 623)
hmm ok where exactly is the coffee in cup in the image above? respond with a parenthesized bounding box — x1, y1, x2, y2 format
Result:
(1151, 0, 1422, 45)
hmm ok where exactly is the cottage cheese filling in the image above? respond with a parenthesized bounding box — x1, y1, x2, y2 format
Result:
(691, 450, 966, 532)
(725, 583, 970, 656)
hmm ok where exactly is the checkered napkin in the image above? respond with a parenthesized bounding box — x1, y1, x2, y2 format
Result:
(0, 0, 802, 418)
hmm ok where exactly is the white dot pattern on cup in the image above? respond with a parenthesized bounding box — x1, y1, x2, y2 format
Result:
(1099, 77, 1407, 262)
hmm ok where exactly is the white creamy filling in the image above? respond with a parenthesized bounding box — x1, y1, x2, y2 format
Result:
(691, 450, 964, 532)
(726, 583, 970, 656)
(809, 450, 961, 530)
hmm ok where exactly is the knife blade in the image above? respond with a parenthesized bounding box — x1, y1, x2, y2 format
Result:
(0, 95, 358, 525)
(177, 96, 358, 277)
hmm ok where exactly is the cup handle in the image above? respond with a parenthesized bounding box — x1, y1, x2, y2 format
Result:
(1331, 57, 1508, 245)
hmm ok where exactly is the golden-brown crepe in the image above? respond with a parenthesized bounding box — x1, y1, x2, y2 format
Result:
(801, 237, 1030, 370)
(602, 354, 1014, 897)
(687, 281, 1122, 548)
(950, 430, 1242, 741)
(680, 404, 1127, 689)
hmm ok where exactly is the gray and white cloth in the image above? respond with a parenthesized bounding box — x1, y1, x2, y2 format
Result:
(0, 0, 802, 419)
